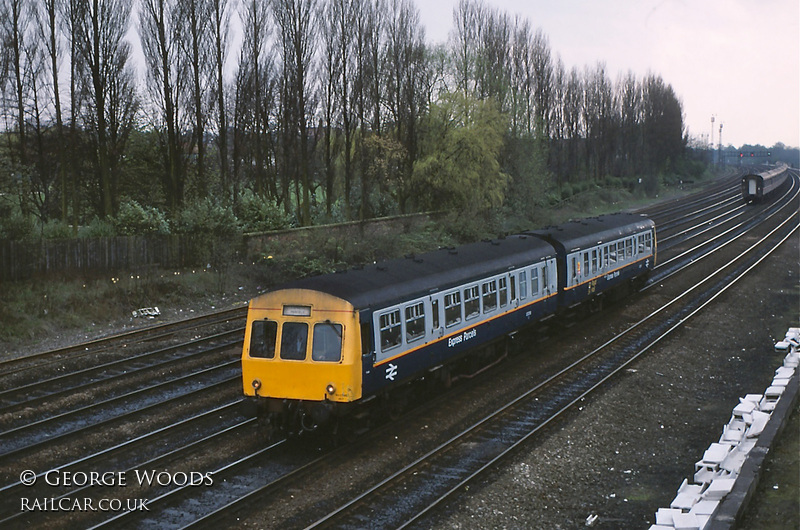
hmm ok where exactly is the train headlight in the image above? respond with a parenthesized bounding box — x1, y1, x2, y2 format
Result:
(252, 379, 262, 394)
(326, 384, 336, 395)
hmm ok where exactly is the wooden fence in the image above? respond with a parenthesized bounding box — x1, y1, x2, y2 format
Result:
(0, 212, 437, 282)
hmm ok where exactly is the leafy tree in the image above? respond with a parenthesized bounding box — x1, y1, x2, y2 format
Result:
(412, 92, 508, 211)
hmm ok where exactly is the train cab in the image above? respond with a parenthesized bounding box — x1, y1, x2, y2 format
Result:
(242, 289, 363, 429)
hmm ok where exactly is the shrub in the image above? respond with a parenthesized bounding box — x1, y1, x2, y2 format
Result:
(174, 198, 239, 237)
(40, 219, 74, 239)
(79, 217, 116, 238)
(235, 189, 293, 233)
(112, 200, 170, 235)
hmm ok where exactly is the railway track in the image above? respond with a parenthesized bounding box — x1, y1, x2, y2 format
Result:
(257, 187, 798, 528)
(0, 306, 246, 376)
(1, 173, 795, 529)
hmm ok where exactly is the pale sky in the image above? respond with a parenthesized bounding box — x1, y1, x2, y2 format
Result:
(416, 0, 800, 149)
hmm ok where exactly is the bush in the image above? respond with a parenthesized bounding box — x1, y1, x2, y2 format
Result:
(235, 189, 293, 233)
(174, 198, 239, 237)
(0, 210, 33, 240)
(112, 200, 170, 235)
(79, 217, 116, 238)
(40, 219, 74, 239)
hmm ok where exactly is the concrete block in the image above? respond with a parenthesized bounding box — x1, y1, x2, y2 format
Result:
(704, 477, 736, 500)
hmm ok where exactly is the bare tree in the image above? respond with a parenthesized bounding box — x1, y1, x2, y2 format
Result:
(181, 0, 213, 198)
(237, 0, 276, 201)
(1, 0, 30, 166)
(209, 0, 232, 201)
(139, 0, 187, 213)
(272, 0, 317, 225)
(36, 0, 68, 220)
(318, 0, 341, 216)
(383, 0, 427, 213)
(75, 0, 135, 217)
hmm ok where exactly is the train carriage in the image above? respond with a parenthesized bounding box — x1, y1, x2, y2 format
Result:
(528, 213, 656, 308)
(241, 213, 656, 433)
(741, 165, 789, 203)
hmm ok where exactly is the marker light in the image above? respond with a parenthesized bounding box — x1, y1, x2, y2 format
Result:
(326, 384, 336, 395)
(252, 379, 262, 392)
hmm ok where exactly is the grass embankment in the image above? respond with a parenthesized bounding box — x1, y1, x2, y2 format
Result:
(0, 175, 716, 355)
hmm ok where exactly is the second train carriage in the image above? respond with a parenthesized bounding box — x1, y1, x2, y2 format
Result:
(741, 164, 789, 203)
(241, 213, 656, 432)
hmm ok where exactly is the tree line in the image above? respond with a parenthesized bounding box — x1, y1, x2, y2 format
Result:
(0, 0, 690, 238)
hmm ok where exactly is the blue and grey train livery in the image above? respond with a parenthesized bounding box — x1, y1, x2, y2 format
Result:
(241, 213, 656, 432)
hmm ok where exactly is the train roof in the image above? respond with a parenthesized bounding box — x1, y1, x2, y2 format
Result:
(277, 233, 556, 311)
(742, 165, 788, 181)
(526, 212, 654, 253)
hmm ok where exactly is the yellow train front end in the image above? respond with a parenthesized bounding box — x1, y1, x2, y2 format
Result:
(241, 289, 363, 432)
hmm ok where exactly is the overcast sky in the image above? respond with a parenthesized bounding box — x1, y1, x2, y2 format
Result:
(416, 0, 799, 149)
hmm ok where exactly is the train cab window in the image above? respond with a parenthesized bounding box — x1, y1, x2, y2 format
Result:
(405, 302, 426, 343)
(519, 270, 528, 299)
(379, 310, 402, 351)
(249, 320, 277, 358)
(444, 292, 462, 328)
(482, 280, 497, 313)
(464, 285, 480, 321)
(312, 322, 343, 362)
(531, 267, 539, 296)
(280, 322, 308, 360)
(499, 277, 508, 307)
(431, 299, 440, 330)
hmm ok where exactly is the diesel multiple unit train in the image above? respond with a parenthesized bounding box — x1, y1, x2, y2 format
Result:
(241, 213, 656, 432)
(741, 164, 789, 202)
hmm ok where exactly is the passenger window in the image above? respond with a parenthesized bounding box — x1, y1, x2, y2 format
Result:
(499, 277, 508, 307)
(444, 292, 462, 327)
(280, 322, 308, 360)
(482, 280, 497, 313)
(520, 270, 528, 299)
(464, 285, 480, 320)
(379, 310, 402, 351)
(510, 276, 516, 301)
(405, 302, 426, 343)
(431, 299, 440, 329)
(591, 249, 598, 273)
(312, 322, 343, 362)
(583, 253, 590, 277)
(638, 235, 645, 254)
(531, 267, 539, 295)
(249, 320, 277, 358)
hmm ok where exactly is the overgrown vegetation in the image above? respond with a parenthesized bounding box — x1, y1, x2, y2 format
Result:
(0, 174, 710, 352)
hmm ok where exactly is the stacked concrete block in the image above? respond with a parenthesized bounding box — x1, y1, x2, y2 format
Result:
(649, 327, 799, 530)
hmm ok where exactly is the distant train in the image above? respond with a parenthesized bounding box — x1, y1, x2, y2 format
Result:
(241, 213, 656, 433)
(741, 164, 789, 203)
